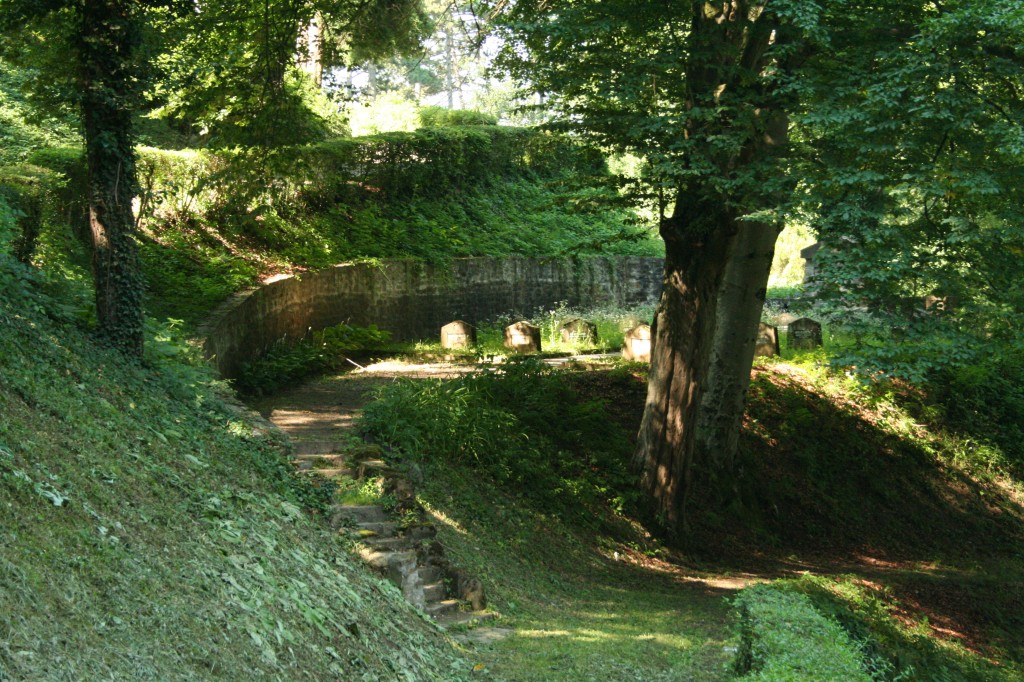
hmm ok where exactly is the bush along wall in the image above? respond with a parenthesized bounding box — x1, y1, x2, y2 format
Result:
(30, 127, 661, 325)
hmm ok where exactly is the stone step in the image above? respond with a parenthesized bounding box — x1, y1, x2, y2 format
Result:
(333, 504, 388, 525)
(434, 611, 499, 630)
(299, 467, 354, 478)
(358, 548, 417, 572)
(291, 440, 352, 455)
(404, 525, 437, 541)
(362, 535, 418, 552)
(422, 581, 446, 603)
(293, 453, 349, 468)
(417, 565, 443, 584)
(355, 459, 395, 477)
(355, 521, 400, 538)
(425, 599, 460, 619)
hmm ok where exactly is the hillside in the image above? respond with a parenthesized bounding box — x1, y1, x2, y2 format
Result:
(0, 271, 473, 680)
(21, 126, 663, 327)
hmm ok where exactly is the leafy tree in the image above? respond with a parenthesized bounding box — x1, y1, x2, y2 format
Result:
(497, 1, 1024, 536)
(0, 0, 438, 355)
(2, 0, 152, 356)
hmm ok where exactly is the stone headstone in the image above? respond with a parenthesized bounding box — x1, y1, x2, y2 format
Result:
(504, 321, 541, 353)
(440, 320, 476, 349)
(787, 317, 822, 350)
(622, 324, 652, 362)
(561, 318, 598, 346)
(754, 323, 780, 358)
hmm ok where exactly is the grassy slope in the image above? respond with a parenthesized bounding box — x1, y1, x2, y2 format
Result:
(358, 358, 1024, 680)
(0, 282, 472, 681)
(415, 465, 735, 681)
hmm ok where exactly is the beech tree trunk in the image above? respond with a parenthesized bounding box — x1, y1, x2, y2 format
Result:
(78, 0, 144, 357)
(633, 196, 741, 535)
(696, 220, 781, 473)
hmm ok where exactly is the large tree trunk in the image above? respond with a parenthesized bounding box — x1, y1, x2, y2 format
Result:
(78, 0, 144, 357)
(633, 196, 741, 535)
(696, 220, 781, 473)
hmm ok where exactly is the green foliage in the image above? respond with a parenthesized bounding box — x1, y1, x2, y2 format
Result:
(359, 358, 637, 518)
(0, 57, 79, 165)
(0, 163, 57, 263)
(29, 130, 658, 325)
(732, 583, 872, 681)
(779, 575, 1018, 682)
(418, 106, 497, 127)
(928, 356, 1024, 475)
(348, 91, 422, 136)
(235, 323, 390, 397)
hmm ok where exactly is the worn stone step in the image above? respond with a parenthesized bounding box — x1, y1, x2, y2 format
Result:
(404, 525, 437, 541)
(293, 453, 349, 467)
(362, 535, 418, 552)
(354, 521, 400, 538)
(291, 440, 352, 455)
(299, 467, 354, 478)
(425, 599, 460, 619)
(440, 610, 503, 630)
(332, 504, 388, 525)
(355, 459, 396, 477)
(422, 581, 446, 603)
(417, 565, 444, 584)
(358, 548, 417, 572)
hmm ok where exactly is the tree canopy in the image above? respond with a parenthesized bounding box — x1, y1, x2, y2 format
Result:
(495, 0, 1024, 535)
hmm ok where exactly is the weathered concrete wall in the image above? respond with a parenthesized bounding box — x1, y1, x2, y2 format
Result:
(202, 256, 663, 378)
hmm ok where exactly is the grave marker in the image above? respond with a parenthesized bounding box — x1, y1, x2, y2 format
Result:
(787, 317, 823, 350)
(440, 320, 476, 349)
(754, 323, 780, 358)
(622, 324, 652, 362)
(504, 321, 541, 353)
(561, 318, 598, 346)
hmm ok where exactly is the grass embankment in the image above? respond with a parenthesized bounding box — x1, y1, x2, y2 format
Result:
(357, 354, 1024, 681)
(0, 275, 473, 680)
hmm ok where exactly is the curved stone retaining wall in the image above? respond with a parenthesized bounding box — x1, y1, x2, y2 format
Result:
(202, 256, 663, 378)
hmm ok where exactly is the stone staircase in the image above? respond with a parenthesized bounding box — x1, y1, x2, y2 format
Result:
(290, 443, 488, 627)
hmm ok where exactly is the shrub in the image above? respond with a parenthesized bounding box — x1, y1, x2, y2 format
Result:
(732, 583, 873, 682)
(418, 106, 498, 128)
(359, 358, 637, 518)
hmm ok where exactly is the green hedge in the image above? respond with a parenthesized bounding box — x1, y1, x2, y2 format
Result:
(33, 127, 606, 216)
(733, 584, 872, 682)
(418, 106, 498, 127)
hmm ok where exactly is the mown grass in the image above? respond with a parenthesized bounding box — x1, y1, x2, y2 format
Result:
(415, 466, 736, 682)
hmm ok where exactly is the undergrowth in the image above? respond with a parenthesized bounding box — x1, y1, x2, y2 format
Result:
(359, 358, 638, 522)
(235, 322, 390, 397)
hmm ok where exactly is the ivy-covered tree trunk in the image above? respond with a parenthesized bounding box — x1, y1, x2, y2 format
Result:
(77, 0, 144, 357)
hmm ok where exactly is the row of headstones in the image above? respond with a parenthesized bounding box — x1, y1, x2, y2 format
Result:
(621, 318, 824, 362)
(441, 318, 646, 356)
(440, 317, 824, 360)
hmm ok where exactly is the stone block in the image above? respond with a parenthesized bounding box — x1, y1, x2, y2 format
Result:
(622, 324, 652, 362)
(504, 321, 541, 353)
(560, 318, 598, 346)
(440, 320, 476, 349)
(754, 323, 780, 357)
(787, 317, 823, 350)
